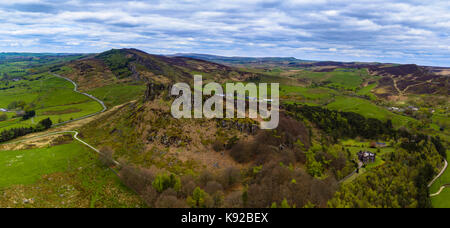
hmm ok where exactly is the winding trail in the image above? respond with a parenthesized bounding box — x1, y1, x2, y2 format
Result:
(2, 73, 118, 165)
(4, 130, 120, 166)
(430, 185, 450, 197)
(429, 159, 449, 197)
(50, 73, 107, 127)
(6, 72, 449, 200)
(391, 76, 402, 95)
(2, 73, 117, 164)
(339, 161, 364, 184)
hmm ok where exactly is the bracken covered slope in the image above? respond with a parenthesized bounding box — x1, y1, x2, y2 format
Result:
(58, 49, 259, 90)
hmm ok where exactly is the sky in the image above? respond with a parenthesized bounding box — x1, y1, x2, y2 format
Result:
(0, 0, 449, 66)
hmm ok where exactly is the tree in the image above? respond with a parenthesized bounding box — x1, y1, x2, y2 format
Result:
(22, 110, 35, 120)
(8, 100, 26, 110)
(99, 147, 116, 167)
(281, 199, 292, 208)
(0, 113, 7, 121)
(152, 173, 181, 193)
(187, 187, 210, 208)
(38, 118, 52, 129)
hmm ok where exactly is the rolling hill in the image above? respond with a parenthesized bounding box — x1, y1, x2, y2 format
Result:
(55, 49, 259, 91)
(0, 49, 448, 209)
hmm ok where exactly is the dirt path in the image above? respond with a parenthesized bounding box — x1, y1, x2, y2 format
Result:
(390, 76, 403, 95)
(339, 161, 364, 184)
(0, 101, 130, 149)
(50, 73, 107, 127)
(403, 81, 428, 93)
(429, 160, 449, 197)
(430, 185, 449, 197)
(2, 130, 120, 166)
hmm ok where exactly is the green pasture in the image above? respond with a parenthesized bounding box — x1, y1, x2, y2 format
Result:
(0, 74, 103, 131)
(327, 96, 415, 127)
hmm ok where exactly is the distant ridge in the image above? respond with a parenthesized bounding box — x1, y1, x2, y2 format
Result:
(170, 53, 314, 66)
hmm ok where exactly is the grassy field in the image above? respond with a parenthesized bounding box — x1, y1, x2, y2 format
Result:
(342, 139, 394, 167)
(357, 83, 378, 100)
(0, 140, 143, 208)
(430, 149, 450, 209)
(341, 139, 395, 183)
(327, 96, 415, 127)
(432, 188, 450, 208)
(0, 142, 90, 188)
(87, 84, 146, 108)
(325, 69, 367, 90)
(280, 85, 337, 105)
(0, 74, 103, 130)
(280, 68, 368, 90)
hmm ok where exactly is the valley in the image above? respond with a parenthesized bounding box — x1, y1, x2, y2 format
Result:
(0, 49, 448, 208)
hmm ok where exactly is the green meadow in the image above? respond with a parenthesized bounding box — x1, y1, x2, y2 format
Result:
(325, 69, 367, 90)
(280, 85, 337, 105)
(87, 84, 146, 108)
(432, 188, 450, 208)
(0, 142, 87, 188)
(357, 83, 378, 100)
(0, 140, 142, 207)
(327, 96, 415, 127)
(0, 73, 103, 130)
(341, 139, 395, 183)
(430, 149, 450, 208)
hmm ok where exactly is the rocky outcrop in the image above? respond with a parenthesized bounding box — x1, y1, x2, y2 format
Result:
(147, 132, 191, 148)
(218, 119, 259, 135)
(144, 82, 173, 101)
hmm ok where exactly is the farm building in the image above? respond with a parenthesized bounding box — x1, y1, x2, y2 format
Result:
(376, 142, 387, 148)
(358, 151, 376, 164)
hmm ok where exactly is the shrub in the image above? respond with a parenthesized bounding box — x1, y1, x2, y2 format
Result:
(204, 181, 223, 195)
(187, 187, 212, 208)
(155, 194, 187, 208)
(212, 140, 225, 152)
(38, 118, 52, 129)
(22, 110, 35, 120)
(152, 173, 181, 193)
(224, 191, 244, 208)
(0, 113, 7, 121)
(99, 147, 116, 167)
(119, 165, 155, 195)
(220, 167, 241, 189)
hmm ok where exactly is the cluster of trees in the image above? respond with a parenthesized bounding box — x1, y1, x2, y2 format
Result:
(244, 160, 338, 208)
(0, 113, 7, 121)
(22, 110, 36, 120)
(397, 129, 446, 159)
(7, 100, 26, 110)
(305, 144, 356, 179)
(283, 104, 447, 208)
(116, 163, 243, 208)
(285, 104, 394, 141)
(285, 104, 446, 159)
(97, 50, 134, 79)
(114, 159, 339, 208)
(0, 118, 52, 143)
(329, 141, 442, 208)
(229, 113, 310, 165)
(0, 85, 16, 91)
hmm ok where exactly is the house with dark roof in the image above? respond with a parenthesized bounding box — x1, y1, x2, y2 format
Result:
(358, 151, 376, 164)
(376, 142, 387, 148)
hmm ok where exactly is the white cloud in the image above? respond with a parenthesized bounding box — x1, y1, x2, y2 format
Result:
(0, 0, 447, 65)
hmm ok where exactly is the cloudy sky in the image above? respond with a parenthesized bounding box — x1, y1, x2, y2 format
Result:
(0, 0, 449, 66)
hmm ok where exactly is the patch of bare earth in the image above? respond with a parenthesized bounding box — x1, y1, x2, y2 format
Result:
(1, 102, 133, 149)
